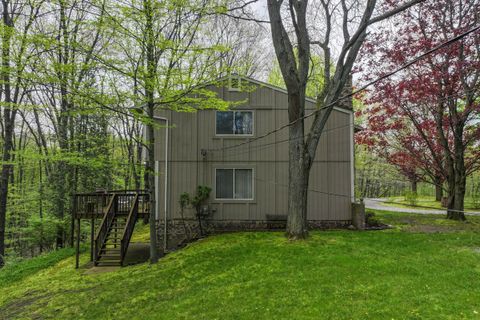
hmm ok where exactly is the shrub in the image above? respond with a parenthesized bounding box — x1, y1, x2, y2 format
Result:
(404, 190, 418, 206)
(179, 186, 212, 236)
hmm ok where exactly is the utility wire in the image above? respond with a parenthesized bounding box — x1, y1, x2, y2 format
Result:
(213, 87, 479, 159)
(206, 24, 480, 153)
(219, 122, 356, 159)
(253, 170, 480, 215)
(254, 177, 354, 200)
(252, 176, 480, 215)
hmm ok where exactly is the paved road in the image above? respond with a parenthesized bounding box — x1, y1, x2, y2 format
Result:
(364, 198, 446, 215)
(364, 198, 480, 216)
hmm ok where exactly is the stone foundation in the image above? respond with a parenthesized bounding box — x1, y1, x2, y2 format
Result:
(157, 218, 353, 251)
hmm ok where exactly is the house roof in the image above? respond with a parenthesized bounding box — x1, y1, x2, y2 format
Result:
(223, 74, 353, 115)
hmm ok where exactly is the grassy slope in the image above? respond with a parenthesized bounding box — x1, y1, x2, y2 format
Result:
(1, 213, 480, 319)
(0, 248, 76, 288)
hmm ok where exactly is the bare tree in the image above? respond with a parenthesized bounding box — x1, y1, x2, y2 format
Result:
(206, 14, 271, 78)
(266, 0, 423, 239)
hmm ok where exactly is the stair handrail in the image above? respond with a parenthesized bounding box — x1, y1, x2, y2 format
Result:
(120, 193, 139, 266)
(94, 194, 117, 264)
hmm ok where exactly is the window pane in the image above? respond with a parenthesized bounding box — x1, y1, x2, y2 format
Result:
(216, 169, 234, 199)
(235, 169, 253, 199)
(216, 112, 234, 134)
(234, 112, 253, 135)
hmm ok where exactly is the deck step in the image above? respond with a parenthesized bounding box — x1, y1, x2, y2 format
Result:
(96, 262, 121, 266)
(100, 248, 120, 254)
(100, 255, 121, 259)
(92, 195, 142, 267)
(98, 255, 121, 261)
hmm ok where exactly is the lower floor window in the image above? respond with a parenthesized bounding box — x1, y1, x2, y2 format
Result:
(216, 168, 253, 200)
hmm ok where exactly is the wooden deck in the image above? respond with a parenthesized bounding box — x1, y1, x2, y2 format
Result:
(73, 190, 149, 219)
(72, 190, 150, 268)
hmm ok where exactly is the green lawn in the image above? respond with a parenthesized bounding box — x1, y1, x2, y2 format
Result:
(386, 196, 480, 211)
(2, 212, 480, 319)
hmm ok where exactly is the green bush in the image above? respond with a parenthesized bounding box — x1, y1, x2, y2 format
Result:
(472, 185, 480, 209)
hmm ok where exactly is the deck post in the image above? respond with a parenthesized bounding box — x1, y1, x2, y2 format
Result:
(75, 218, 80, 269)
(70, 215, 74, 247)
(90, 218, 94, 261)
(70, 196, 76, 247)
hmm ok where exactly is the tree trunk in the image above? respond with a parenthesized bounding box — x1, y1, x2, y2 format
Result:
(53, 1, 70, 249)
(286, 119, 310, 239)
(434, 176, 443, 202)
(0, 0, 15, 268)
(411, 180, 417, 193)
(146, 119, 159, 262)
(144, 0, 159, 263)
(448, 127, 466, 221)
(435, 101, 460, 220)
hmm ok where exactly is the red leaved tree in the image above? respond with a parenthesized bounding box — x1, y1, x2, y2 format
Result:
(356, 0, 480, 219)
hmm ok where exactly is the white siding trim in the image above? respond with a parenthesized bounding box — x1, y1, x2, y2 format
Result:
(350, 112, 355, 202)
(155, 160, 160, 220)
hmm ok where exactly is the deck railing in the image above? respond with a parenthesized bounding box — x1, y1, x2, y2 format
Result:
(73, 190, 149, 218)
(94, 194, 117, 264)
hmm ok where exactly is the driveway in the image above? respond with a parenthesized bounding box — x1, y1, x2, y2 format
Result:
(364, 198, 446, 215)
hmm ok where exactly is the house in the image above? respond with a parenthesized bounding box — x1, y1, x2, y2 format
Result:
(154, 75, 355, 248)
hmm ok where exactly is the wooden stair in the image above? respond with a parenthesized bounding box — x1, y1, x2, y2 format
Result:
(94, 193, 140, 267)
(96, 217, 126, 266)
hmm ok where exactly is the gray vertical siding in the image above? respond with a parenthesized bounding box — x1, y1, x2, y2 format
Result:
(155, 79, 353, 223)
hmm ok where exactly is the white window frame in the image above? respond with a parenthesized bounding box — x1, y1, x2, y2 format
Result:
(215, 110, 254, 137)
(214, 168, 255, 201)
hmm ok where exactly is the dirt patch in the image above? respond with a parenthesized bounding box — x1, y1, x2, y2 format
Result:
(406, 224, 458, 233)
(399, 218, 416, 225)
(0, 291, 50, 320)
(365, 211, 391, 230)
(0, 287, 97, 319)
(83, 266, 120, 275)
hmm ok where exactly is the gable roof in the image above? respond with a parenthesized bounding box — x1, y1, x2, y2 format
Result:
(221, 75, 353, 115)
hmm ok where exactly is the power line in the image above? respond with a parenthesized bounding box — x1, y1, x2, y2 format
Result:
(210, 85, 479, 159)
(219, 121, 356, 159)
(254, 177, 354, 200)
(206, 24, 480, 153)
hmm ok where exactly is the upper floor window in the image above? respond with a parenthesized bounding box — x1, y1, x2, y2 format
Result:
(216, 111, 253, 136)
